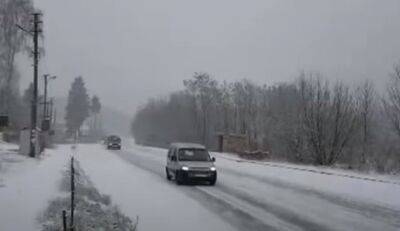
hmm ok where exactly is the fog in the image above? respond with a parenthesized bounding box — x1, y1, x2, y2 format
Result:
(18, 0, 400, 115)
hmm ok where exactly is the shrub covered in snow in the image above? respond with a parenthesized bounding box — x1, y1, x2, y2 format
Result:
(38, 159, 138, 231)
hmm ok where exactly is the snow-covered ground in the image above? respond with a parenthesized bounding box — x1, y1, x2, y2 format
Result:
(1, 140, 400, 231)
(216, 152, 400, 185)
(215, 153, 400, 208)
(0, 143, 70, 231)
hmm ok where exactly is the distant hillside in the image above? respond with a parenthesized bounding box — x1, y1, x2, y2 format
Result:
(53, 98, 131, 136)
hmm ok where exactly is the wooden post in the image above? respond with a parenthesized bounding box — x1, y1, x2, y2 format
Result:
(62, 210, 67, 231)
(70, 157, 75, 231)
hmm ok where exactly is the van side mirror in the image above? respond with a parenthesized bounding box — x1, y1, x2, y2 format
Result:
(211, 157, 216, 162)
(171, 156, 177, 161)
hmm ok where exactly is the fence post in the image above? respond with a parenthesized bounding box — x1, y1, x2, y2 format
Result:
(70, 157, 75, 231)
(62, 210, 67, 231)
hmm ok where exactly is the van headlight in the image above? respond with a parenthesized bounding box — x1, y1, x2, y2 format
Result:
(210, 167, 216, 171)
(181, 166, 189, 171)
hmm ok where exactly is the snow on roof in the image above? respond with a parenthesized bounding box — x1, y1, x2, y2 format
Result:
(170, 142, 206, 149)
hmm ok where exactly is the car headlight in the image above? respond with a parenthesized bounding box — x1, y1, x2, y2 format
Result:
(181, 166, 189, 171)
(210, 167, 216, 171)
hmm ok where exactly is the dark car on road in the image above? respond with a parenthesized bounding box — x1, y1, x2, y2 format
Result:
(106, 135, 122, 150)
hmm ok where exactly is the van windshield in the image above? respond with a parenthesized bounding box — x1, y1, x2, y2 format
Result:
(108, 136, 121, 142)
(178, 149, 211, 161)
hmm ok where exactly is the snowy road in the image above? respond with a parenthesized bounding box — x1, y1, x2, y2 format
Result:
(75, 143, 400, 231)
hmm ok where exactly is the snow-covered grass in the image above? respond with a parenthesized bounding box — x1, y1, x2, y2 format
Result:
(0, 142, 24, 177)
(0, 143, 69, 231)
(39, 158, 138, 230)
(1, 142, 138, 231)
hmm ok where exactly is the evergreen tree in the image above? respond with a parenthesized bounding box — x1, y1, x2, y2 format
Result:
(90, 95, 101, 132)
(65, 76, 90, 136)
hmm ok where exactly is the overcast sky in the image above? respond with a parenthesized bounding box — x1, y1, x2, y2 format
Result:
(18, 0, 400, 115)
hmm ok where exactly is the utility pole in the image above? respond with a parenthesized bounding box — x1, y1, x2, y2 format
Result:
(42, 74, 56, 122)
(48, 98, 54, 133)
(29, 13, 42, 157)
(53, 107, 57, 127)
(42, 74, 49, 119)
(17, 12, 43, 157)
(49, 98, 53, 123)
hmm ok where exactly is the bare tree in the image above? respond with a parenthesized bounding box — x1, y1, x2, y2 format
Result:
(183, 73, 219, 146)
(299, 75, 359, 165)
(229, 80, 261, 148)
(299, 75, 330, 164)
(0, 0, 34, 114)
(219, 81, 233, 133)
(355, 80, 375, 166)
(327, 82, 359, 165)
(266, 82, 304, 161)
(132, 71, 398, 172)
(383, 64, 400, 138)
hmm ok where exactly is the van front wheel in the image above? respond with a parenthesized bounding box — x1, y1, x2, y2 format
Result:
(209, 174, 217, 186)
(175, 171, 184, 185)
(209, 179, 216, 186)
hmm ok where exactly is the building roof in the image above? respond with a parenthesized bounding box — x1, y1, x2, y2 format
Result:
(170, 142, 206, 149)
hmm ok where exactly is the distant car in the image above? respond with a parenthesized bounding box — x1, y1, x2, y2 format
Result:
(106, 135, 121, 150)
(165, 143, 217, 185)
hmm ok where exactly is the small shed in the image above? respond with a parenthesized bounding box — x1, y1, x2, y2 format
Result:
(217, 133, 248, 153)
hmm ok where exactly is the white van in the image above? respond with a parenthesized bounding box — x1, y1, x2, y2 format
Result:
(165, 143, 217, 185)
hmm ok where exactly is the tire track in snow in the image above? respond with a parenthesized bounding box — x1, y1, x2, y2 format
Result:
(115, 149, 280, 231)
(124, 145, 400, 228)
(195, 185, 333, 231)
(220, 167, 400, 227)
(218, 156, 400, 186)
(115, 149, 336, 231)
(203, 184, 334, 231)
